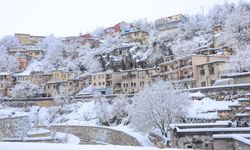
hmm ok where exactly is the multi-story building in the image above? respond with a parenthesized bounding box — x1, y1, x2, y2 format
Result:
(0, 72, 14, 97)
(121, 30, 149, 45)
(118, 68, 159, 94)
(91, 71, 122, 94)
(155, 14, 187, 32)
(44, 79, 84, 97)
(15, 33, 45, 46)
(159, 55, 229, 88)
(51, 70, 80, 82)
(196, 60, 227, 87)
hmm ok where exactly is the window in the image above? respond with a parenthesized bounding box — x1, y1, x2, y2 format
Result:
(102, 82, 105, 85)
(200, 69, 205, 75)
(99, 82, 101, 86)
(201, 81, 206, 87)
(210, 80, 215, 86)
(209, 67, 215, 75)
(94, 83, 96, 86)
(140, 81, 144, 87)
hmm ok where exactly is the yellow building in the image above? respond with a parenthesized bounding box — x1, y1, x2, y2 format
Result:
(121, 30, 149, 45)
(15, 33, 45, 46)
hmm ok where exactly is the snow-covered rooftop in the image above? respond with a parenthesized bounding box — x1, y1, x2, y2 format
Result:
(213, 134, 250, 145)
(176, 127, 250, 133)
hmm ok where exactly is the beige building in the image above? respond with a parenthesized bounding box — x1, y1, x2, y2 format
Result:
(15, 33, 45, 46)
(91, 71, 122, 94)
(155, 14, 187, 32)
(91, 68, 159, 94)
(9, 47, 44, 60)
(196, 61, 227, 87)
(121, 30, 149, 45)
(51, 70, 80, 82)
(0, 72, 14, 97)
(118, 68, 159, 94)
(159, 55, 229, 88)
(44, 79, 84, 97)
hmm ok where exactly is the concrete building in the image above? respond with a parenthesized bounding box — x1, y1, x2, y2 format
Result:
(118, 68, 159, 94)
(121, 30, 149, 45)
(159, 55, 229, 88)
(15, 33, 45, 46)
(0, 72, 14, 97)
(155, 14, 187, 32)
(91, 71, 122, 95)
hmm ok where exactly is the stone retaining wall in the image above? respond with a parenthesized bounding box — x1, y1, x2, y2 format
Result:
(43, 125, 141, 146)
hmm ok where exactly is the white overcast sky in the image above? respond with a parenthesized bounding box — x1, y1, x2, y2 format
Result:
(0, 0, 240, 37)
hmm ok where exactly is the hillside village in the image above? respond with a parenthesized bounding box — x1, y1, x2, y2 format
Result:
(0, 1, 250, 150)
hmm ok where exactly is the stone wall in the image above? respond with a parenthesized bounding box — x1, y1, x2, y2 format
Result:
(213, 137, 250, 150)
(0, 115, 31, 139)
(234, 139, 250, 150)
(189, 84, 250, 100)
(213, 138, 234, 150)
(44, 125, 141, 146)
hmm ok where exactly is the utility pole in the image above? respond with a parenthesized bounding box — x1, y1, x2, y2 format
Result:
(201, 6, 204, 16)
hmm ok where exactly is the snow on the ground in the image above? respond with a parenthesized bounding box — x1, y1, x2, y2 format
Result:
(15, 60, 44, 75)
(110, 125, 154, 147)
(188, 97, 238, 118)
(0, 142, 184, 150)
(27, 128, 50, 136)
(55, 132, 80, 144)
(190, 91, 205, 98)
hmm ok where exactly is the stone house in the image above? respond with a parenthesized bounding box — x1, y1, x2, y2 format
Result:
(170, 122, 250, 149)
(121, 30, 149, 45)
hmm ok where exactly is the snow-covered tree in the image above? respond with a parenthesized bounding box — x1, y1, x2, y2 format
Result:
(219, 1, 250, 50)
(112, 95, 131, 125)
(0, 35, 20, 49)
(54, 86, 71, 108)
(0, 47, 19, 72)
(0, 37, 19, 72)
(12, 82, 41, 98)
(36, 36, 67, 71)
(129, 80, 190, 136)
(94, 94, 113, 126)
(226, 45, 250, 72)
